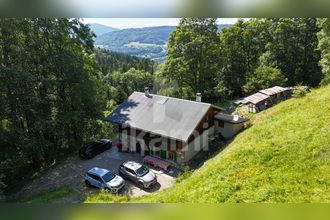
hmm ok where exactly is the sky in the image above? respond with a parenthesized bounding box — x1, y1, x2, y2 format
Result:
(82, 18, 247, 29)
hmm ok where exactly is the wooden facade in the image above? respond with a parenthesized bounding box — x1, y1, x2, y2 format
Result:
(119, 106, 221, 164)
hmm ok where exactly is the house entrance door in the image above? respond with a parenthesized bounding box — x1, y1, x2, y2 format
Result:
(136, 143, 141, 154)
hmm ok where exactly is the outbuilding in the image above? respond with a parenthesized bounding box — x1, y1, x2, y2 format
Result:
(214, 113, 249, 139)
(245, 92, 271, 113)
(259, 86, 291, 104)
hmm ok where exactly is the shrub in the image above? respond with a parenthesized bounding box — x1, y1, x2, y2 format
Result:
(175, 166, 192, 183)
(292, 85, 309, 98)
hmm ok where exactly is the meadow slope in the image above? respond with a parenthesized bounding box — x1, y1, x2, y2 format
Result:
(86, 86, 330, 203)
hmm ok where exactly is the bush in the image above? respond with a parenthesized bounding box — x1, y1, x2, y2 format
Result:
(292, 85, 309, 98)
(175, 166, 192, 183)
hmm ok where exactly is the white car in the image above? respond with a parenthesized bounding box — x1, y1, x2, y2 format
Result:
(84, 167, 125, 193)
(119, 161, 157, 189)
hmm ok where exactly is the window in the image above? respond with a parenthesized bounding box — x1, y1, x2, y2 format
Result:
(102, 172, 115, 182)
(160, 149, 167, 159)
(150, 134, 161, 139)
(166, 138, 172, 148)
(219, 120, 224, 128)
(125, 168, 135, 175)
(205, 114, 209, 122)
(136, 166, 149, 177)
(168, 151, 177, 162)
(90, 174, 103, 182)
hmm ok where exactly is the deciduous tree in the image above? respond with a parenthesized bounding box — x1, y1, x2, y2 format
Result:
(163, 18, 219, 101)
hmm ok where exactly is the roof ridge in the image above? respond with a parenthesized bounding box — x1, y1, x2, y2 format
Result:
(132, 91, 212, 107)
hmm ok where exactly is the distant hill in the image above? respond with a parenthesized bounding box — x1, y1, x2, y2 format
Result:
(95, 48, 154, 74)
(88, 23, 119, 36)
(95, 26, 175, 61)
(93, 24, 232, 61)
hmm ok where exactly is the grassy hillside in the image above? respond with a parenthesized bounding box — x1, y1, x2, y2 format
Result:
(86, 86, 330, 203)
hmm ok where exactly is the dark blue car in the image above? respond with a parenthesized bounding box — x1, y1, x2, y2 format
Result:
(79, 139, 112, 159)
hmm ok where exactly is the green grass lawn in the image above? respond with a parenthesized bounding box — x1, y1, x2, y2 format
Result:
(86, 85, 330, 203)
(24, 187, 74, 203)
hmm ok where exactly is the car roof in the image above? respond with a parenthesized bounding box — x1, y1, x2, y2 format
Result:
(122, 161, 143, 171)
(85, 141, 102, 146)
(87, 167, 109, 176)
(100, 139, 111, 142)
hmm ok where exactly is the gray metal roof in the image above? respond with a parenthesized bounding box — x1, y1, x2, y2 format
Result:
(214, 113, 249, 124)
(245, 92, 270, 104)
(106, 92, 212, 142)
(259, 86, 288, 96)
(233, 98, 249, 105)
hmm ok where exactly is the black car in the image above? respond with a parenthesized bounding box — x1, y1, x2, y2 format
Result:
(79, 139, 112, 159)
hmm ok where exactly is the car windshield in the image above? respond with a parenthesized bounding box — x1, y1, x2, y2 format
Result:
(135, 165, 149, 177)
(102, 172, 115, 182)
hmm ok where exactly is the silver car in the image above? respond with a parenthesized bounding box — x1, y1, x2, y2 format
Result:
(84, 167, 125, 193)
(119, 161, 157, 189)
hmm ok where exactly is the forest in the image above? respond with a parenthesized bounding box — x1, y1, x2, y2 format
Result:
(1, 18, 330, 199)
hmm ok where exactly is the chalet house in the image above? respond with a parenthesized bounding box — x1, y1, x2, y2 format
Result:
(106, 90, 248, 165)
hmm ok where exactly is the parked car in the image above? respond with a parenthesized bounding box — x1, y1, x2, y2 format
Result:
(79, 139, 112, 159)
(119, 161, 157, 189)
(84, 167, 125, 193)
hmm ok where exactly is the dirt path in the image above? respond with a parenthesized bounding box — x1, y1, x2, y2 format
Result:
(11, 147, 176, 203)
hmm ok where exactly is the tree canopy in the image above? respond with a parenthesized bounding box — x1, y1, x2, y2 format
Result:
(0, 18, 104, 192)
(317, 18, 330, 86)
(243, 65, 287, 94)
(162, 18, 322, 101)
(162, 18, 219, 101)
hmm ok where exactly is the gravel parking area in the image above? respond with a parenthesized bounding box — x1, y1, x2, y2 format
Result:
(12, 147, 176, 203)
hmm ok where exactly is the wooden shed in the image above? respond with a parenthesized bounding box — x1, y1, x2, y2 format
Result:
(245, 92, 271, 113)
(259, 86, 291, 104)
(214, 113, 249, 139)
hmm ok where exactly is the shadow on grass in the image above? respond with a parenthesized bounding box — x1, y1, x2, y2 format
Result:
(187, 122, 253, 171)
(187, 139, 228, 170)
(22, 186, 74, 203)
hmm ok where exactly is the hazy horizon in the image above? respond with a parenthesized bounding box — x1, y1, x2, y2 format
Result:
(82, 18, 248, 29)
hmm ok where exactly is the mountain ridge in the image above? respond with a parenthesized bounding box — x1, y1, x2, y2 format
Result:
(88, 23, 119, 36)
(89, 23, 231, 60)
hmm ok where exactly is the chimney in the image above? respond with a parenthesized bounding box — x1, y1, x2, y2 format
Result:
(144, 87, 150, 97)
(196, 93, 202, 102)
